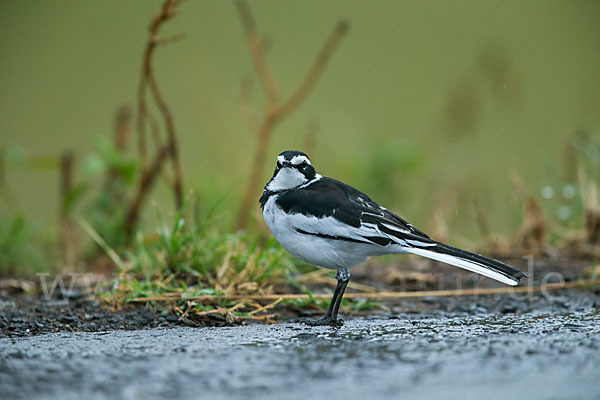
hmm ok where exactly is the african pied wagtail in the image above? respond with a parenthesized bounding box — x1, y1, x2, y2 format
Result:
(260, 150, 528, 326)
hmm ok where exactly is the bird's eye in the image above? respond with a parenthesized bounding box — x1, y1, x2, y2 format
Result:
(299, 161, 308, 169)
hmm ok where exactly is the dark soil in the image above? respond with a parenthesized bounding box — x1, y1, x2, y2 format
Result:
(0, 295, 184, 338)
(1, 256, 598, 338)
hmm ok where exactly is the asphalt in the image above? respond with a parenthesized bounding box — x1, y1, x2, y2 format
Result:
(2, 294, 599, 400)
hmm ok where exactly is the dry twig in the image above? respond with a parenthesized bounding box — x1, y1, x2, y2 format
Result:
(58, 151, 77, 266)
(234, 0, 349, 229)
(125, 0, 186, 240)
(248, 297, 283, 315)
(131, 278, 600, 303)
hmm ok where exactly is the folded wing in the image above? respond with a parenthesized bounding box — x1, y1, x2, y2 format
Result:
(277, 177, 528, 286)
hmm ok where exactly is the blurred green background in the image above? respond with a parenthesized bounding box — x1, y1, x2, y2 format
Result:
(1, 0, 599, 242)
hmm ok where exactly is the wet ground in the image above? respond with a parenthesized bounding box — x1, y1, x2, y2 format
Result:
(0, 295, 187, 337)
(2, 290, 600, 400)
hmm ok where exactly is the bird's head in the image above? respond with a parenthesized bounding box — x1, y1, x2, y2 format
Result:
(265, 150, 319, 192)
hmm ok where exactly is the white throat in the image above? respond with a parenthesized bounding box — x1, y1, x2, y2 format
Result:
(266, 168, 308, 192)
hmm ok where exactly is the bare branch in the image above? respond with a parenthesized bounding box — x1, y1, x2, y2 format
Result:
(113, 106, 132, 153)
(235, 5, 349, 230)
(235, 0, 279, 106)
(145, 60, 184, 208)
(240, 76, 259, 132)
(127, 0, 186, 240)
(154, 32, 186, 46)
(136, 84, 148, 162)
(136, 0, 182, 163)
(276, 21, 349, 121)
(124, 144, 170, 238)
(147, 110, 163, 151)
(58, 151, 77, 266)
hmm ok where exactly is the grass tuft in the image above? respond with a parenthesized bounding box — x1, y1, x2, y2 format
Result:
(104, 205, 315, 321)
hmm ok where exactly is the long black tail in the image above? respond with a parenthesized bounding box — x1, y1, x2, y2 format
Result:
(408, 242, 529, 286)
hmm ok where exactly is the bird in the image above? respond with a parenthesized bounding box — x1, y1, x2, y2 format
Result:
(260, 150, 529, 326)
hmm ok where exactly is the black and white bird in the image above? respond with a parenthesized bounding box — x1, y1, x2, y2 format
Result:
(260, 150, 528, 326)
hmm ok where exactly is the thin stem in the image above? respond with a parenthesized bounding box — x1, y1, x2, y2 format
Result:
(234, 1, 349, 230)
(235, 0, 279, 106)
(276, 21, 349, 121)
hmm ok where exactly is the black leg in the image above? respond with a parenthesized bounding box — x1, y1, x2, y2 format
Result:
(322, 280, 342, 316)
(331, 278, 349, 320)
(304, 269, 350, 327)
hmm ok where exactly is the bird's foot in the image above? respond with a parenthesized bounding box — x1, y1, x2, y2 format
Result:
(303, 316, 344, 327)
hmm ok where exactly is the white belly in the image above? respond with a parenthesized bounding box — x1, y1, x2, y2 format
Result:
(262, 195, 388, 269)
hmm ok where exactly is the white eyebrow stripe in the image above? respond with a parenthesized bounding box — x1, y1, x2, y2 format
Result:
(290, 155, 311, 165)
(277, 155, 285, 164)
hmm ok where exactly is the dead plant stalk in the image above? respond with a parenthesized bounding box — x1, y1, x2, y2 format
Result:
(235, 0, 349, 229)
(130, 279, 600, 303)
(125, 0, 186, 239)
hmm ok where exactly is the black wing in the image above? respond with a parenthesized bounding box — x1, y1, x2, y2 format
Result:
(276, 177, 434, 247)
(275, 177, 528, 284)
